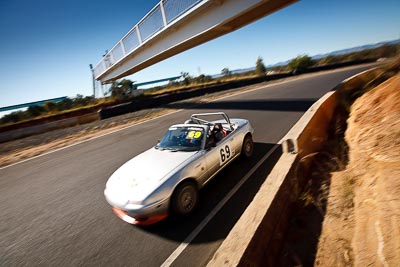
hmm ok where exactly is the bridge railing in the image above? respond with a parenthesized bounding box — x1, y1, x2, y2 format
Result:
(94, 0, 203, 79)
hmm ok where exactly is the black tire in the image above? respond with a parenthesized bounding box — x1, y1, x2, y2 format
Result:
(241, 134, 254, 159)
(171, 181, 199, 216)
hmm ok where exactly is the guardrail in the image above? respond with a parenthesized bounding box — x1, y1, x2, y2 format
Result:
(0, 113, 99, 143)
(93, 0, 203, 79)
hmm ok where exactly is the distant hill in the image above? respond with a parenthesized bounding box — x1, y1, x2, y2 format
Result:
(312, 39, 400, 60)
(269, 39, 400, 67)
(212, 39, 399, 77)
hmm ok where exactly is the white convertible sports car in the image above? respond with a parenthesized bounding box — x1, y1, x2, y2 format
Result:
(104, 112, 254, 225)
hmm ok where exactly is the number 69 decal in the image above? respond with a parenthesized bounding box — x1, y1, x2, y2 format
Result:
(219, 145, 234, 166)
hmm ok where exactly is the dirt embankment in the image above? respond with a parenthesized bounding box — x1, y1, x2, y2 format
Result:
(277, 63, 400, 266)
(315, 72, 400, 266)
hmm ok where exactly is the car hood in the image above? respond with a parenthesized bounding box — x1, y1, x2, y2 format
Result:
(105, 147, 198, 207)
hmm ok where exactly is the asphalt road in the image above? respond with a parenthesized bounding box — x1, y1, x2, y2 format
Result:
(0, 64, 376, 266)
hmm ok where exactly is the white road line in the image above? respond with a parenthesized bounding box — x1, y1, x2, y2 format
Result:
(160, 144, 280, 267)
(0, 78, 285, 171)
(341, 66, 379, 83)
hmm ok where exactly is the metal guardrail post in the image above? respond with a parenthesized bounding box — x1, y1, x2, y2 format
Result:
(109, 53, 115, 66)
(136, 26, 143, 45)
(160, 1, 168, 27)
(120, 41, 126, 56)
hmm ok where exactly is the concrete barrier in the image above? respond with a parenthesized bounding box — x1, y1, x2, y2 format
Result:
(207, 65, 383, 266)
(0, 113, 98, 143)
(207, 91, 339, 266)
(281, 91, 337, 157)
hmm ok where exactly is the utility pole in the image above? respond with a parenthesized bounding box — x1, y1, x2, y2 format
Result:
(89, 64, 96, 98)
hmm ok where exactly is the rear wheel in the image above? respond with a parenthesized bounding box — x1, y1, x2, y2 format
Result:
(241, 134, 254, 159)
(171, 181, 198, 216)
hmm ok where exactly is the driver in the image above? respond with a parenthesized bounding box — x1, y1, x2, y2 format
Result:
(212, 123, 226, 142)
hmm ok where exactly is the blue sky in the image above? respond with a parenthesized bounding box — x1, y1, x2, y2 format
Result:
(0, 0, 399, 110)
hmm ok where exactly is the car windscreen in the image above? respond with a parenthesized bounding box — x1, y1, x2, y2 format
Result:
(156, 126, 204, 151)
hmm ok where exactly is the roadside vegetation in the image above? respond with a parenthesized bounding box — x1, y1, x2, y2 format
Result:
(1, 42, 398, 128)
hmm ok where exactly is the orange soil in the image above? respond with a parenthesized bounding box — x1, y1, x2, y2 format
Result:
(315, 73, 400, 266)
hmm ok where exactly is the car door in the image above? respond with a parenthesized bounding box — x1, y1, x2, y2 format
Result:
(204, 134, 236, 180)
(216, 134, 237, 169)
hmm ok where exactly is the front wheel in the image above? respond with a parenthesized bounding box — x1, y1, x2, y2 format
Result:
(241, 135, 254, 159)
(171, 181, 199, 216)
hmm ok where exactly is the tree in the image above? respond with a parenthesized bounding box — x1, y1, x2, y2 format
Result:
(221, 68, 231, 77)
(194, 74, 212, 84)
(0, 111, 26, 124)
(180, 72, 192, 86)
(108, 79, 136, 99)
(72, 94, 93, 107)
(72, 94, 85, 106)
(288, 55, 314, 72)
(44, 101, 58, 112)
(255, 57, 266, 76)
(27, 105, 46, 117)
(119, 79, 136, 92)
(56, 98, 73, 110)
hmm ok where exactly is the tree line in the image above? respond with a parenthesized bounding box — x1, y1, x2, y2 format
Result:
(0, 95, 95, 125)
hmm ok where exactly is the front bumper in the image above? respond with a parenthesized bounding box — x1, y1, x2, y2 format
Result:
(112, 207, 169, 225)
(105, 192, 170, 225)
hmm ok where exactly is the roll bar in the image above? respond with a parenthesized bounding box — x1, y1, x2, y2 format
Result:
(190, 112, 233, 131)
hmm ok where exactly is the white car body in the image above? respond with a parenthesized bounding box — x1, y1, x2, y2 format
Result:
(104, 112, 254, 225)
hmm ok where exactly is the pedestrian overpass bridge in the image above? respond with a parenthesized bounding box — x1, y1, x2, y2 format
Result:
(94, 0, 297, 83)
